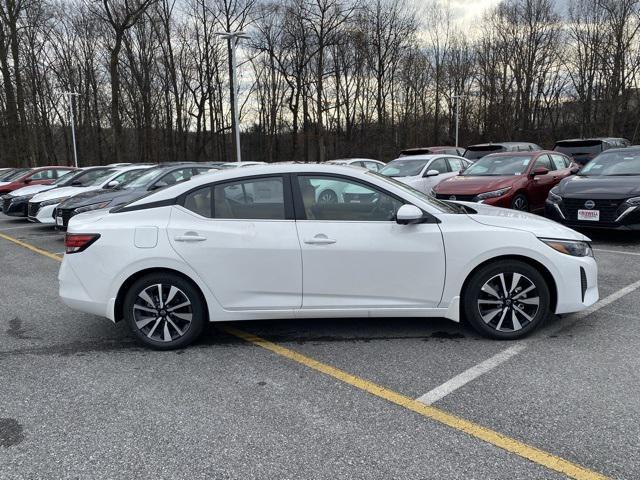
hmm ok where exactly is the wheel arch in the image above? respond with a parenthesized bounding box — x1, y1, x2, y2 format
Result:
(114, 267, 210, 323)
(460, 254, 557, 313)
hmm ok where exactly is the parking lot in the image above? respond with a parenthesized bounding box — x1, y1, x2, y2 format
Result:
(1, 215, 639, 479)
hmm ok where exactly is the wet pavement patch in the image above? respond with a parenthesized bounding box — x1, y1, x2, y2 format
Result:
(0, 418, 25, 447)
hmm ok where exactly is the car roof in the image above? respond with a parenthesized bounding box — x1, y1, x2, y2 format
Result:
(483, 150, 552, 157)
(467, 142, 539, 148)
(390, 154, 457, 161)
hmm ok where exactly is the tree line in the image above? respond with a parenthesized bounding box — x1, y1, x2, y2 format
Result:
(1, 0, 640, 167)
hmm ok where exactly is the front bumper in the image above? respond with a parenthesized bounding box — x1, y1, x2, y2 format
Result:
(545, 198, 640, 230)
(28, 203, 57, 224)
(1, 196, 28, 216)
(52, 207, 74, 231)
(553, 254, 598, 314)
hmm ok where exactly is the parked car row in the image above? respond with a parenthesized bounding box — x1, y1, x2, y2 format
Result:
(1, 162, 220, 229)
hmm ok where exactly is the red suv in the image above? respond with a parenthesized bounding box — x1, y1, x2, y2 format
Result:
(433, 151, 578, 212)
(0, 166, 76, 196)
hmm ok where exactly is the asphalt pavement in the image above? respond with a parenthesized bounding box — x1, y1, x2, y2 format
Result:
(1, 215, 639, 479)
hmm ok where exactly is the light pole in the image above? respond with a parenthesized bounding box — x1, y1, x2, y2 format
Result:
(452, 94, 464, 148)
(215, 31, 250, 163)
(63, 91, 80, 167)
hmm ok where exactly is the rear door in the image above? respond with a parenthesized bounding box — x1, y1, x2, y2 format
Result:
(168, 175, 302, 310)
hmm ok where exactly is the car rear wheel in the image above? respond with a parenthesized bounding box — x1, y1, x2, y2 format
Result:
(124, 273, 206, 350)
(511, 194, 529, 211)
(463, 260, 550, 339)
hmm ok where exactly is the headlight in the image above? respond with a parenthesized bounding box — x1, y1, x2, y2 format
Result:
(547, 188, 562, 203)
(74, 201, 110, 214)
(540, 238, 593, 257)
(473, 187, 511, 201)
(41, 197, 70, 207)
(624, 196, 640, 205)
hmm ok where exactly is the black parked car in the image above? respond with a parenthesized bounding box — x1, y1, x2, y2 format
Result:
(545, 147, 640, 230)
(463, 142, 542, 160)
(553, 137, 630, 166)
(53, 163, 215, 229)
(2, 167, 111, 217)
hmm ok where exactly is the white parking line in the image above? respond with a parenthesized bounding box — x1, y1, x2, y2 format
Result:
(415, 343, 528, 405)
(416, 278, 640, 406)
(594, 248, 640, 257)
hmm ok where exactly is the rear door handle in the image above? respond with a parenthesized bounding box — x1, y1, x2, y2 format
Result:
(304, 234, 336, 245)
(174, 233, 206, 242)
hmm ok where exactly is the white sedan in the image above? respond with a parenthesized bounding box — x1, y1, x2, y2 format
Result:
(326, 158, 386, 172)
(379, 154, 472, 194)
(59, 164, 598, 349)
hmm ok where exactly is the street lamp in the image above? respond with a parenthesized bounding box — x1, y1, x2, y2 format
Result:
(452, 94, 464, 148)
(215, 30, 250, 163)
(63, 91, 80, 167)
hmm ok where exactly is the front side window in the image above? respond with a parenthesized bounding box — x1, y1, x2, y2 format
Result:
(298, 176, 403, 221)
(550, 154, 568, 170)
(533, 155, 553, 171)
(214, 177, 285, 219)
(427, 158, 449, 174)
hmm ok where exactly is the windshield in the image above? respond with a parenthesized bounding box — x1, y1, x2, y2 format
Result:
(462, 155, 532, 176)
(579, 151, 640, 176)
(366, 171, 461, 214)
(380, 159, 429, 177)
(52, 171, 77, 185)
(1, 168, 30, 181)
(121, 168, 165, 189)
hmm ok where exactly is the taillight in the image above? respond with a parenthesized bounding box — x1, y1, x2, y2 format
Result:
(64, 233, 100, 254)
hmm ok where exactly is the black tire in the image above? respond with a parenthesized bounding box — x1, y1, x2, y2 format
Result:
(510, 193, 529, 211)
(462, 260, 550, 340)
(318, 189, 338, 204)
(124, 273, 206, 350)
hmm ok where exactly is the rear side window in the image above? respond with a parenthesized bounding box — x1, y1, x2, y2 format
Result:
(183, 177, 286, 220)
(447, 158, 464, 171)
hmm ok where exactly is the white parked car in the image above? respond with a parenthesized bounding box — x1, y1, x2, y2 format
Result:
(379, 155, 472, 194)
(28, 165, 151, 224)
(59, 164, 598, 349)
(221, 161, 267, 168)
(326, 158, 386, 172)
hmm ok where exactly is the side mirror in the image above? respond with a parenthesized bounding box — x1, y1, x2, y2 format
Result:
(424, 169, 440, 177)
(106, 180, 119, 188)
(148, 183, 164, 191)
(531, 167, 549, 177)
(23, 178, 32, 184)
(570, 166, 580, 174)
(71, 180, 83, 186)
(396, 204, 424, 225)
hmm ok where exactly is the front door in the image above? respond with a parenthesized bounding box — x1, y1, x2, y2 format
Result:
(168, 175, 302, 310)
(294, 174, 446, 309)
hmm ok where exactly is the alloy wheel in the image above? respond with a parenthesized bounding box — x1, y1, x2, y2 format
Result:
(133, 283, 193, 342)
(512, 196, 528, 211)
(476, 272, 539, 332)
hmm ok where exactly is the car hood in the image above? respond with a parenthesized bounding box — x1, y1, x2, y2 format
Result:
(435, 175, 519, 194)
(395, 176, 422, 185)
(557, 175, 640, 198)
(460, 202, 590, 241)
(6, 184, 55, 197)
(59, 187, 146, 209)
(31, 185, 98, 202)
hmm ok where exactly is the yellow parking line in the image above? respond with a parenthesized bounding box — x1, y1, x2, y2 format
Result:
(0, 231, 609, 480)
(0, 232, 62, 262)
(222, 325, 608, 480)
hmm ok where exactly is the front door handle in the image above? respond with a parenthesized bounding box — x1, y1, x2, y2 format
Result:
(174, 232, 206, 242)
(304, 234, 336, 245)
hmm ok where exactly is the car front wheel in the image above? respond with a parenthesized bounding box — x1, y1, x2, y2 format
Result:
(463, 260, 550, 339)
(124, 273, 206, 350)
